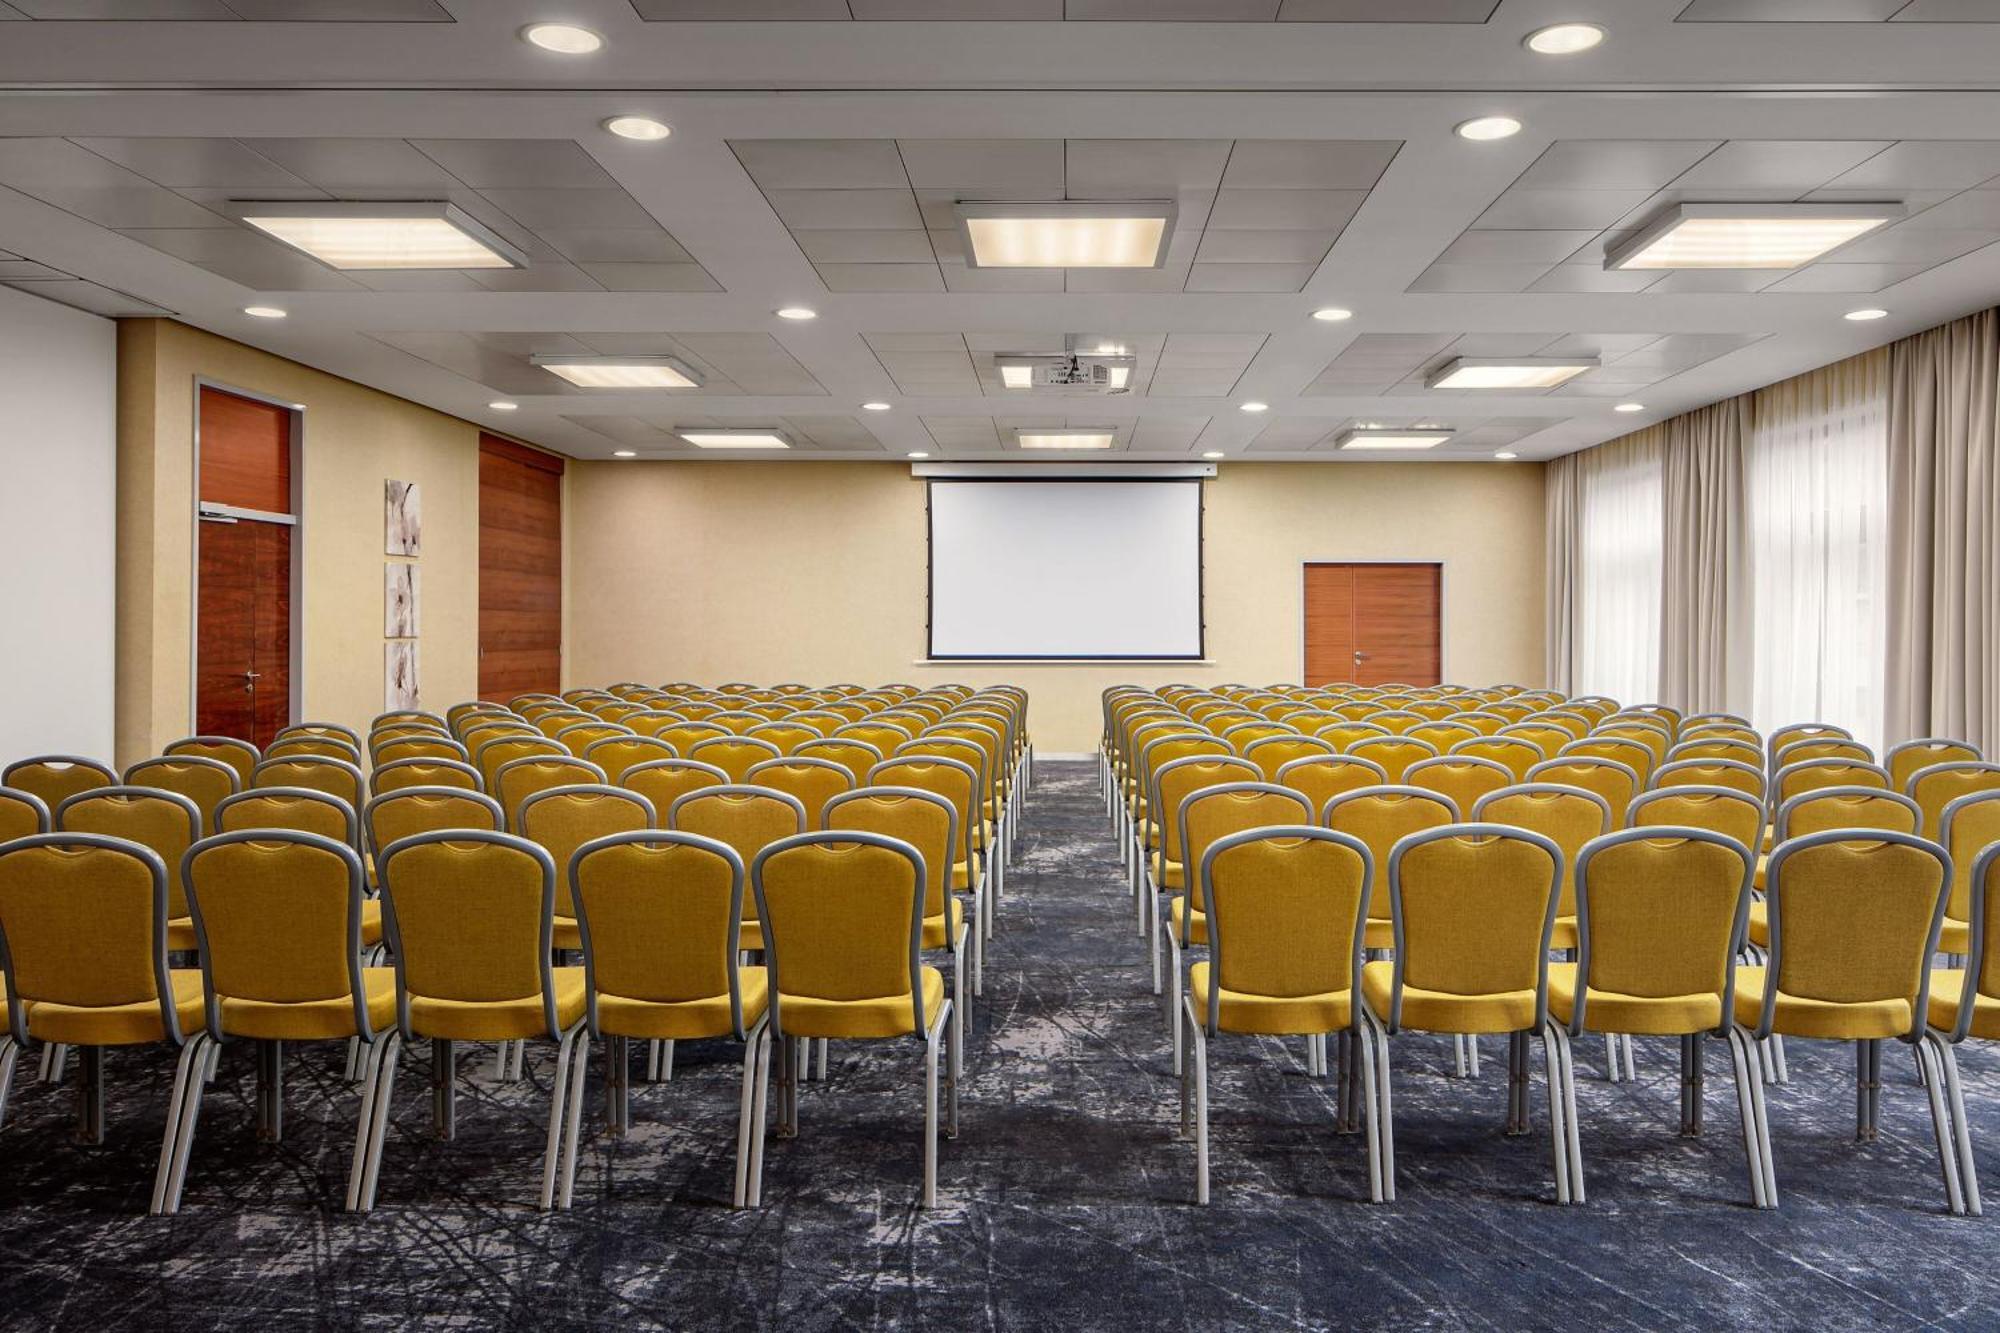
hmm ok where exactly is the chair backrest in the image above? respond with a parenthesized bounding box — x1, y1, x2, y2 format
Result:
(1322, 786, 1460, 922)
(250, 755, 365, 811)
(164, 736, 259, 785)
(1274, 754, 1387, 818)
(1, 755, 116, 811)
(56, 786, 203, 919)
(364, 787, 505, 858)
(182, 829, 372, 1038)
(371, 756, 483, 795)
(1767, 722, 1852, 768)
(473, 734, 569, 792)
(746, 722, 820, 755)
(1775, 737, 1874, 770)
(1404, 756, 1513, 816)
(370, 734, 469, 768)
(621, 757, 730, 815)
(689, 736, 785, 784)
(1447, 735, 1544, 782)
(669, 786, 808, 919)
(1907, 761, 2000, 841)
(1627, 786, 1765, 850)
(1888, 738, 1983, 793)
(1470, 782, 1612, 918)
(1773, 758, 1891, 808)
(1497, 723, 1571, 757)
(217, 786, 358, 849)
(1345, 736, 1439, 783)
(517, 785, 655, 917)
(1757, 831, 1949, 1035)
(1653, 757, 1765, 801)
(570, 830, 749, 1036)
(1197, 826, 1372, 1034)
(1526, 757, 1641, 830)
(1941, 791, 2000, 928)
(123, 755, 239, 833)
(746, 757, 856, 831)
(0, 787, 51, 841)
(555, 721, 631, 758)
(823, 787, 957, 924)
(1382, 824, 1562, 1022)
(1668, 736, 1764, 768)
(1777, 786, 1920, 842)
(494, 755, 607, 828)
(1239, 734, 1335, 782)
(379, 831, 562, 1036)
(751, 831, 931, 1037)
(1560, 735, 1657, 783)
(1568, 827, 1754, 1035)
(1945, 843, 2000, 1039)
(866, 756, 981, 865)
(0, 834, 181, 1045)
(266, 734, 363, 767)
(794, 738, 885, 787)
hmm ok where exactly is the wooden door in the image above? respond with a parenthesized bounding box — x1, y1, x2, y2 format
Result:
(479, 434, 564, 701)
(1303, 562, 1441, 687)
(194, 386, 294, 750)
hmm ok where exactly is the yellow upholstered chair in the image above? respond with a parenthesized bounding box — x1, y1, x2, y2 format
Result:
(669, 787, 808, 953)
(2, 755, 115, 811)
(1406, 756, 1513, 818)
(364, 787, 504, 864)
(494, 755, 606, 829)
(364, 831, 588, 1211)
(746, 722, 820, 756)
(555, 721, 631, 758)
(163, 829, 395, 1214)
(1669, 736, 1764, 768)
(1766, 722, 1851, 771)
(1448, 735, 1545, 783)
(794, 737, 884, 788)
(750, 831, 958, 1206)
(370, 732, 469, 768)
(745, 757, 855, 831)
(1347, 736, 1439, 784)
(1408, 722, 1479, 755)
(0, 834, 204, 1213)
(1362, 823, 1576, 1203)
(1275, 755, 1388, 827)
(1223, 721, 1295, 753)
(1180, 826, 1379, 1204)
(1241, 733, 1335, 784)
(57, 786, 205, 953)
(1498, 723, 1572, 758)
(691, 736, 785, 784)
(1324, 786, 1462, 954)
(516, 784, 655, 951)
(705, 710, 767, 737)
(869, 754, 992, 996)
(124, 755, 239, 833)
(218, 786, 357, 849)
(1309, 719, 1392, 754)
(1939, 791, 2000, 963)
(1527, 757, 1640, 832)
(1130, 733, 1232, 918)
(1549, 827, 1765, 1206)
(370, 757, 482, 796)
(621, 757, 728, 816)
(1560, 735, 1657, 784)
(275, 722, 361, 750)
(1773, 758, 1890, 810)
(1927, 840, 2000, 1213)
(1907, 761, 2000, 841)
(1774, 737, 1874, 770)
(266, 734, 363, 767)
(1629, 786, 1764, 850)
(1739, 830, 1966, 1212)
(0, 787, 50, 841)
(566, 830, 769, 1208)
(472, 734, 568, 794)
(1654, 757, 1766, 802)
(1890, 739, 1984, 793)
(165, 736, 259, 786)
(250, 755, 365, 814)
(835, 722, 915, 757)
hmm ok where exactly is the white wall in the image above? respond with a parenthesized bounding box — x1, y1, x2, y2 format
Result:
(0, 286, 116, 762)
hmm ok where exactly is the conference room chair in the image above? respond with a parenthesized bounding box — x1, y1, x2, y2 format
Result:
(1772, 759, 1892, 815)
(124, 755, 239, 833)
(219, 786, 358, 849)
(1527, 757, 1641, 832)
(1774, 738, 1875, 772)
(1940, 791, 2000, 964)
(363, 830, 587, 1212)
(529, 711, 595, 740)
(749, 831, 958, 1207)
(1405, 756, 1514, 817)
(1, 755, 115, 811)
(0, 786, 49, 839)
(565, 830, 767, 1208)
(868, 753, 992, 994)
(1528, 710, 1593, 740)
(1450, 710, 1511, 737)
(1926, 840, 2000, 1214)
(1359, 710, 1427, 739)
(494, 756, 607, 829)
(1308, 718, 1392, 756)
(1765, 722, 1852, 772)
(251, 755, 365, 816)
(1363, 823, 1575, 1204)
(690, 737, 784, 785)
(371, 721, 452, 748)
(620, 758, 729, 819)
(556, 722, 633, 759)
(1131, 733, 1233, 905)
(793, 737, 884, 789)
(517, 785, 656, 954)
(1653, 757, 1766, 801)
(55, 786, 203, 951)
(1408, 722, 1479, 755)
(370, 757, 482, 797)
(370, 734, 470, 768)
(460, 722, 543, 759)
(1559, 735, 1657, 785)
(1890, 738, 1985, 793)
(1140, 753, 1257, 974)
(1908, 761, 2000, 841)
(446, 701, 514, 734)
(704, 710, 768, 737)
(1346, 736, 1439, 784)
(1448, 735, 1544, 783)
(1550, 827, 1765, 1206)
(1324, 787, 1462, 959)
(745, 722, 820, 755)
(1668, 736, 1765, 768)
(1738, 830, 1966, 1213)
(265, 736, 364, 771)
(745, 757, 854, 830)
(1628, 786, 1765, 850)
(165, 736, 260, 786)
(669, 786, 809, 956)
(1275, 755, 1387, 827)
(1498, 722, 1573, 758)
(1615, 704, 1683, 737)
(274, 721, 362, 749)
(161, 829, 395, 1214)
(1179, 826, 1379, 1204)
(0, 834, 203, 1213)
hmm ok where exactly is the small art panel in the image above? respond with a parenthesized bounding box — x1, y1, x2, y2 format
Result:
(385, 563, 420, 638)
(385, 479, 422, 557)
(385, 640, 420, 711)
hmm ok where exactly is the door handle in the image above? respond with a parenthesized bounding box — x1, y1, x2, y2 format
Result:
(242, 670, 261, 693)
(1353, 652, 1369, 662)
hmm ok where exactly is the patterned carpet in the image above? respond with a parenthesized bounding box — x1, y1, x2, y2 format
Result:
(1, 759, 1997, 1331)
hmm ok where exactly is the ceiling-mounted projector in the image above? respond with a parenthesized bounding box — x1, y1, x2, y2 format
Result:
(994, 340, 1136, 396)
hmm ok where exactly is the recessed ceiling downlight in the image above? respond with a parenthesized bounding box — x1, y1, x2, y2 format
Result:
(242, 305, 286, 319)
(1845, 308, 1890, 321)
(1311, 307, 1354, 322)
(488, 401, 518, 412)
(522, 23, 602, 54)
(1456, 116, 1522, 142)
(1614, 402, 1646, 413)
(1525, 23, 1605, 55)
(604, 116, 671, 142)
(776, 306, 817, 321)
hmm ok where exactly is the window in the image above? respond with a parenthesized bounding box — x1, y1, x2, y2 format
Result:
(1574, 434, 1664, 703)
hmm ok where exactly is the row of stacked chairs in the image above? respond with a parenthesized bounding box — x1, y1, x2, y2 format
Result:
(1101, 682, 1999, 1211)
(0, 681, 1030, 1214)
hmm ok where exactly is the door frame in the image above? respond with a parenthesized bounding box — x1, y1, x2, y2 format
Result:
(1298, 558, 1449, 686)
(188, 377, 306, 733)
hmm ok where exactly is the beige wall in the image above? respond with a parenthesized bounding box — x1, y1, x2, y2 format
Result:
(567, 460, 1548, 752)
(116, 320, 483, 767)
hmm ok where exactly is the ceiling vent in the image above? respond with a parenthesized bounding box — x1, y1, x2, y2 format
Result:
(994, 337, 1136, 396)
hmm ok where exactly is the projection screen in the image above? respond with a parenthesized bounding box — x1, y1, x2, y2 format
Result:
(926, 479, 1204, 660)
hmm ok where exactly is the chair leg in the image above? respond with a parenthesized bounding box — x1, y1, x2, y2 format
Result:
(1915, 1036, 1967, 1216)
(255, 1039, 285, 1144)
(1737, 1025, 1778, 1206)
(75, 1045, 105, 1145)
(558, 1027, 589, 1209)
(0, 1037, 16, 1129)
(488, 1042, 509, 1082)
(777, 1036, 798, 1139)
(1453, 1033, 1469, 1078)
(1186, 999, 1210, 1205)
(343, 1037, 362, 1083)
(1680, 1032, 1707, 1137)
(39, 1042, 66, 1085)
(1723, 1025, 1770, 1208)
(346, 1035, 390, 1212)
(945, 999, 961, 1141)
(814, 1038, 829, 1082)
(1936, 1039, 1982, 1217)
(430, 1038, 455, 1141)
(921, 1010, 944, 1209)
(736, 1022, 771, 1209)
(1362, 1008, 1395, 1201)
(150, 1034, 209, 1216)
(1356, 1020, 1384, 1203)
(1602, 1031, 1622, 1083)
(540, 1025, 581, 1211)
(359, 1031, 402, 1211)
(660, 1040, 676, 1083)
(1769, 1032, 1790, 1083)
(1544, 1022, 1581, 1204)
(604, 1035, 629, 1137)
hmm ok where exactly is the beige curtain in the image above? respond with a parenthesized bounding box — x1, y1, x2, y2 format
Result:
(1543, 451, 1579, 694)
(1886, 309, 2000, 757)
(1659, 399, 1751, 717)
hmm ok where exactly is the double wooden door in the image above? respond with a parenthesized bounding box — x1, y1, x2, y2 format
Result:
(478, 434, 564, 701)
(1302, 562, 1442, 687)
(194, 386, 294, 750)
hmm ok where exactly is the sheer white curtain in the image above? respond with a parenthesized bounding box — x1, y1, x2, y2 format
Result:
(1574, 432, 1664, 705)
(1747, 352, 1889, 752)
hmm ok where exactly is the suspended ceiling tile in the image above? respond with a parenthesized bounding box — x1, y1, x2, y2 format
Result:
(921, 417, 1002, 449)
(34, 185, 228, 229)
(575, 262, 724, 292)
(1219, 140, 1399, 190)
(1668, 140, 1894, 190)
(815, 262, 946, 292)
(408, 140, 614, 190)
(630, 0, 848, 15)
(1437, 229, 1597, 264)
(764, 189, 925, 230)
(941, 265, 1066, 292)
(536, 228, 694, 265)
(1762, 261, 1931, 291)
(70, 137, 311, 190)
(117, 226, 365, 288)
(896, 139, 1065, 193)
(730, 140, 912, 191)
(249, 139, 464, 191)
(1192, 228, 1338, 263)
(1823, 140, 2000, 190)
(854, 0, 1064, 14)
(2, 277, 172, 316)
(1066, 0, 1281, 17)
(475, 188, 660, 231)
(792, 228, 936, 264)
(464, 263, 604, 292)
(1473, 188, 1660, 231)
(1832, 226, 2000, 264)
(1676, 0, 1909, 17)
(1406, 263, 1546, 293)
(1206, 188, 1366, 230)
(8, 0, 233, 14)
(1063, 140, 1233, 195)
(1642, 269, 1789, 293)
(1515, 141, 1724, 191)
(1185, 261, 1319, 291)
(1277, 0, 1497, 17)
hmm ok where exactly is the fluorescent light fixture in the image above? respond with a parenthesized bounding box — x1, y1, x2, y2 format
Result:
(907, 451, 931, 459)
(1846, 307, 1890, 321)
(1427, 357, 1597, 390)
(612, 450, 637, 458)
(1107, 365, 1131, 390)
(604, 116, 671, 141)
(775, 306, 817, 320)
(1014, 427, 1117, 450)
(1240, 401, 1269, 413)
(532, 355, 702, 389)
(522, 23, 601, 54)
(1614, 402, 1646, 413)
(676, 428, 792, 450)
(999, 361, 1035, 389)
(955, 200, 1175, 269)
(1525, 23, 1605, 54)
(1494, 451, 1519, 460)
(1202, 450, 1226, 460)
(1605, 202, 1902, 271)
(1456, 116, 1522, 142)
(1311, 307, 1354, 322)
(242, 304, 286, 319)
(488, 401, 518, 411)
(232, 200, 526, 271)
(862, 401, 892, 411)
(1336, 427, 1453, 451)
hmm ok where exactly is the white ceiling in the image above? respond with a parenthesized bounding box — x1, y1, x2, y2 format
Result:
(3, 0, 2000, 461)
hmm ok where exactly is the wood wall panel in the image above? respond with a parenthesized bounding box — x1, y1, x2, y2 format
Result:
(198, 386, 292, 513)
(1303, 562, 1442, 688)
(1302, 563, 1356, 687)
(479, 434, 563, 701)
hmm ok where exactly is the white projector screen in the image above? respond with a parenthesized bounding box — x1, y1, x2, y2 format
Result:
(927, 479, 1204, 660)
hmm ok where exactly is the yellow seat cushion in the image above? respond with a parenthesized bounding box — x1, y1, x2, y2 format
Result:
(216, 967, 398, 1041)
(739, 921, 766, 952)
(406, 967, 588, 1041)
(1753, 853, 1768, 893)
(1732, 964, 1911, 1040)
(1546, 962, 1721, 1036)
(1188, 960, 1350, 1036)
(1363, 918, 1394, 950)
(1747, 899, 1769, 949)
(921, 898, 965, 950)
(596, 966, 770, 1041)
(777, 966, 945, 1040)
(171, 900, 384, 953)
(952, 860, 979, 893)
(28, 969, 206, 1046)
(1150, 853, 1184, 891)
(1361, 959, 1537, 1035)
(554, 916, 582, 952)
(1939, 916, 1969, 955)
(1929, 970, 2000, 1039)
(1550, 915, 1578, 952)
(1168, 896, 1209, 947)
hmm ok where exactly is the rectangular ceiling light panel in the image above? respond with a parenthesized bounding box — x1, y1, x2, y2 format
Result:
(532, 355, 703, 389)
(1604, 202, 1902, 271)
(232, 201, 527, 270)
(676, 428, 792, 449)
(956, 201, 1176, 269)
(1426, 357, 1598, 390)
(1014, 427, 1118, 450)
(1336, 428, 1454, 450)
